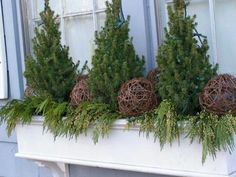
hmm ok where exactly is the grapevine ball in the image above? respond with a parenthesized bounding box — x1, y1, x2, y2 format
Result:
(70, 75, 92, 106)
(24, 86, 36, 97)
(146, 68, 160, 84)
(118, 78, 157, 116)
(199, 74, 236, 115)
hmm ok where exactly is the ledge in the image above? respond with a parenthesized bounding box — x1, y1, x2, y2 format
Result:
(15, 117, 236, 177)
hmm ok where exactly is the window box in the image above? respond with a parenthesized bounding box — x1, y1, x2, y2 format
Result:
(15, 116, 236, 177)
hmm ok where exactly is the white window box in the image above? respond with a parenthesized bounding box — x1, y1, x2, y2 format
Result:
(15, 116, 236, 177)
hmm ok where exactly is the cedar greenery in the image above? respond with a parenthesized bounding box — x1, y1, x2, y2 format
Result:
(0, 96, 46, 136)
(1, 97, 236, 162)
(0, 98, 120, 143)
(127, 100, 181, 148)
(187, 112, 236, 163)
(153, 100, 180, 148)
(157, 0, 217, 115)
(24, 0, 78, 103)
(127, 101, 236, 163)
(63, 102, 120, 143)
(88, 0, 145, 109)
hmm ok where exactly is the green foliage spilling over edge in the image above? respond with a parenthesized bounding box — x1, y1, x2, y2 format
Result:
(127, 100, 181, 148)
(127, 100, 236, 163)
(187, 112, 236, 163)
(0, 97, 120, 143)
(1, 98, 236, 163)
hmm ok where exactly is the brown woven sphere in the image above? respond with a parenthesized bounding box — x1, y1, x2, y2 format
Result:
(70, 76, 92, 106)
(24, 86, 36, 97)
(199, 74, 236, 115)
(147, 68, 160, 84)
(118, 78, 157, 116)
(146, 68, 161, 104)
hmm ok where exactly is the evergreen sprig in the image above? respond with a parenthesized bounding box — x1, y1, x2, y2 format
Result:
(127, 101, 236, 163)
(61, 102, 120, 143)
(0, 98, 120, 143)
(1, 97, 236, 163)
(127, 100, 181, 147)
(154, 100, 180, 148)
(0, 96, 48, 136)
(187, 112, 236, 163)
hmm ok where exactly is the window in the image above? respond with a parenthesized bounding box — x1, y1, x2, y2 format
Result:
(23, 0, 158, 72)
(157, 0, 236, 74)
(26, 0, 110, 68)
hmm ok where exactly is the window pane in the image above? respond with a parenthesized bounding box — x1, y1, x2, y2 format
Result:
(215, 0, 236, 74)
(97, 12, 106, 30)
(64, 0, 93, 14)
(65, 15, 94, 68)
(96, 0, 110, 10)
(33, 0, 61, 19)
(160, 1, 216, 64)
(187, 1, 214, 64)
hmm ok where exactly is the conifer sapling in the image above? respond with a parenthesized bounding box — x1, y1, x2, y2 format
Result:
(157, 0, 217, 115)
(24, 0, 78, 103)
(88, 0, 145, 109)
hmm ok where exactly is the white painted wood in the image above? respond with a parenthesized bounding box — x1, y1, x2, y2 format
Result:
(15, 117, 236, 177)
(35, 161, 69, 177)
(208, 0, 218, 65)
(0, 3, 8, 99)
(60, 0, 65, 45)
(92, 0, 98, 31)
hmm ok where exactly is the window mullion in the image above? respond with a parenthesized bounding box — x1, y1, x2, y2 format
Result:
(60, 0, 66, 45)
(208, 0, 218, 65)
(29, 0, 35, 54)
(92, 0, 98, 31)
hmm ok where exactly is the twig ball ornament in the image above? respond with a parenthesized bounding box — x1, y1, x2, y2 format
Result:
(24, 86, 35, 97)
(147, 68, 160, 84)
(199, 74, 236, 115)
(70, 75, 92, 106)
(146, 68, 161, 104)
(118, 78, 157, 116)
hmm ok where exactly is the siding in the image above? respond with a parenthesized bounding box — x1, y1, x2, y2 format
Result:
(0, 0, 51, 176)
(70, 166, 167, 177)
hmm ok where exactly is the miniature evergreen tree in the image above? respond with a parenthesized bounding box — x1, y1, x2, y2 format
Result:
(157, 0, 217, 115)
(24, 0, 78, 103)
(88, 0, 145, 109)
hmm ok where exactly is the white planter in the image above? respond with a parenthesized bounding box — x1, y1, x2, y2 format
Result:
(15, 117, 236, 177)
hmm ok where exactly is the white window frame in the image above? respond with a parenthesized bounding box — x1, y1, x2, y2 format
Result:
(0, 0, 8, 99)
(156, 0, 218, 65)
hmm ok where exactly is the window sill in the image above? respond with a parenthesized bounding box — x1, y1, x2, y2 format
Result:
(15, 116, 236, 177)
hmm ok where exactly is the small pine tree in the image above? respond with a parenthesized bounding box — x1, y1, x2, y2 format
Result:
(24, 0, 78, 103)
(157, 0, 217, 115)
(88, 0, 145, 109)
